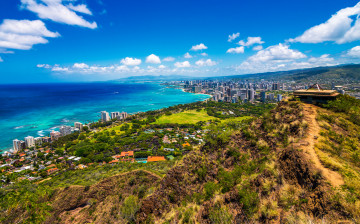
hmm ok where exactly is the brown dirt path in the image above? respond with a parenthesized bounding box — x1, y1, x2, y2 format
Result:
(301, 103, 344, 187)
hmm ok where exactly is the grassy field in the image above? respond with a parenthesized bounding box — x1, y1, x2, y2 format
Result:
(220, 116, 253, 123)
(105, 123, 133, 135)
(154, 110, 217, 124)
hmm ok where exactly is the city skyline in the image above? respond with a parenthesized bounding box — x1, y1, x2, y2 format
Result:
(2, 0, 360, 83)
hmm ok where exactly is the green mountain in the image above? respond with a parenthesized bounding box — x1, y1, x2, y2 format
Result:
(225, 64, 360, 82)
(1, 97, 360, 223)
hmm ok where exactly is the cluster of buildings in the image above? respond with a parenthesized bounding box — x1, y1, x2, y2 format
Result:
(9, 110, 130, 154)
(166, 79, 350, 104)
(101, 111, 129, 122)
(11, 122, 85, 153)
(169, 80, 286, 103)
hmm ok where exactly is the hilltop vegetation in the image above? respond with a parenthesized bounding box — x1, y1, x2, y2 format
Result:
(2, 96, 360, 223)
(229, 64, 360, 82)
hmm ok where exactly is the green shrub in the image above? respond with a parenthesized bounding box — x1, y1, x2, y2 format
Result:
(238, 184, 259, 217)
(120, 195, 140, 222)
(209, 205, 232, 224)
(204, 182, 217, 200)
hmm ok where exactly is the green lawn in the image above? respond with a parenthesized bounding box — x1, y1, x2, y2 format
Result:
(105, 123, 133, 135)
(154, 110, 217, 124)
(220, 116, 253, 123)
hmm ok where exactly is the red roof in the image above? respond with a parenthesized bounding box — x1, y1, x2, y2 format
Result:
(120, 151, 134, 157)
(109, 159, 119, 164)
(147, 156, 166, 162)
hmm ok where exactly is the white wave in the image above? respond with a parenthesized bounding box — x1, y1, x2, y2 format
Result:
(14, 125, 25, 129)
(37, 130, 45, 137)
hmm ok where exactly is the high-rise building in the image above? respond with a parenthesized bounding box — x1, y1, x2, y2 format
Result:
(60, 125, 72, 136)
(34, 137, 43, 146)
(50, 131, 61, 141)
(20, 141, 26, 150)
(239, 93, 246, 101)
(269, 93, 275, 101)
(248, 89, 255, 101)
(272, 83, 279, 90)
(277, 94, 283, 102)
(119, 112, 128, 120)
(13, 139, 22, 153)
(42, 137, 51, 143)
(260, 91, 266, 102)
(101, 111, 110, 122)
(74, 122, 83, 131)
(24, 136, 35, 148)
(111, 112, 120, 120)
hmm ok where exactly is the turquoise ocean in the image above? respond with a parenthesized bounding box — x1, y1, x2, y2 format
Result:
(0, 82, 209, 152)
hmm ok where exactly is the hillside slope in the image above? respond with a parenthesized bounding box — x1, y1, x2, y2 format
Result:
(1, 98, 360, 223)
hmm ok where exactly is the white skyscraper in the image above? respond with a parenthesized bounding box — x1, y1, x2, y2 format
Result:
(60, 125, 72, 136)
(101, 111, 110, 122)
(34, 137, 43, 146)
(24, 136, 35, 148)
(13, 139, 22, 153)
(120, 112, 128, 120)
(111, 112, 120, 120)
(50, 131, 61, 141)
(74, 122, 83, 130)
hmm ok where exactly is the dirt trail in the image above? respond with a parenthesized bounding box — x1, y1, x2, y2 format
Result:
(301, 104, 344, 187)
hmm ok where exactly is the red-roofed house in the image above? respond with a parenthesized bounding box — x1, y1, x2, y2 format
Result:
(147, 156, 166, 162)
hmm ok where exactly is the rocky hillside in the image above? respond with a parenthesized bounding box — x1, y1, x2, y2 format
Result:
(2, 98, 360, 223)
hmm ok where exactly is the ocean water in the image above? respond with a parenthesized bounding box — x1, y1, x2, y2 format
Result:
(0, 82, 209, 152)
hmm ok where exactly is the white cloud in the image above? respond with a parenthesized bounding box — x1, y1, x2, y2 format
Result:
(248, 43, 306, 62)
(184, 52, 192, 58)
(163, 56, 175, 62)
(73, 62, 89, 69)
(37, 63, 51, 68)
(66, 3, 92, 15)
(121, 57, 142, 66)
(236, 46, 337, 75)
(158, 65, 166, 69)
(226, 46, 244, 54)
(253, 45, 263, 51)
(239, 37, 264, 46)
(0, 57, 3, 62)
(0, 19, 59, 37)
(0, 19, 59, 50)
(174, 61, 191, 68)
(52, 66, 69, 72)
(190, 43, 207, 51)
(228, 32, 240, 42)
(21, 0, 97, 29)
(290, 2, 360, 44)
(200, 52, 208, 56)
(346, 46, 360, 57)
(308, 54, 334, 63)
(146, 54, 161, 64)
(195, 59, 217, 67)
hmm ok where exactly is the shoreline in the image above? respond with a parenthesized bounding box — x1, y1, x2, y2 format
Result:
(0, 83, 211, 154)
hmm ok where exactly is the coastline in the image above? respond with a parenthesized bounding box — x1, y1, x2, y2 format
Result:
(0, 82, 211, 153)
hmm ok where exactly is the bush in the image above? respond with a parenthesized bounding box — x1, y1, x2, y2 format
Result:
(120, 195, 140, 222)
(217, 170, 235, 193)
(238, 183, 259, 217)
(204, 182, 217, 200)
(209, 205, 232, 224)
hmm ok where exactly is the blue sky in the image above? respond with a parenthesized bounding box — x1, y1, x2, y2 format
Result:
(1, 0, 360, 83)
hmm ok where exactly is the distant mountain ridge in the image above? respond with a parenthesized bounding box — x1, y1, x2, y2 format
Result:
(221, 63, 360, 82)
(111, 64, 360, 83)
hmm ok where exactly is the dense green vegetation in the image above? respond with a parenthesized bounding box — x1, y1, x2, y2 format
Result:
(0, 100, 276, 223)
